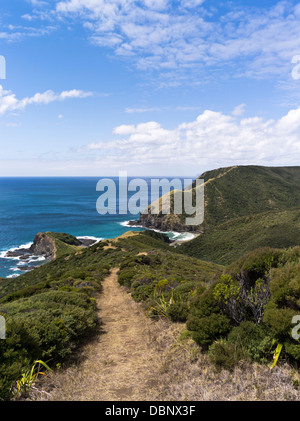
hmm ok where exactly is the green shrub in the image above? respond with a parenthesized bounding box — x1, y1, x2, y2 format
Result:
(284, 341, 300, 361)
(131, 280, 141, 290)
(190, 289, 220, 319)
(140, 230, 171, 244)
(131, 285, 155, 302)
(228, 321, 274, 363)
(172, 282, 198, 301)
(154, 278, 171, 294)
(263, 307, 296, 339)
(167, 302, 189, 322)
(268, 259, 300, 308)
(118, 268, 136, 287)
(187, 313, 231, 349)
(1, 291, 98, 362)
(229, 248, 283, 287)
(0, 319, 40, 400)
(208, 339, 248, 371)
(135, 273, 158, 286)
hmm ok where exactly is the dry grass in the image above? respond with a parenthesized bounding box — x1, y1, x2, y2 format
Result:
(30, 268, 300, 401)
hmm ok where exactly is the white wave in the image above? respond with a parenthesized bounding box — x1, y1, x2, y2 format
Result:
(10, 267, 21, 272)
(77, 236, 103, 243)
(0, 242, 33, 260)
(170, 232, 195, 241)
(7, 274, 19, 279)
(28, 256, 46, 263)
(119, 221, 131, 227)
(17, 261, 28, 266)
(148, 228, 195, 242)
(118, 221, 194, 242)
(8, 242, 32, 252)
(119, 220, 145, 228)
(0, 253, 20, 261)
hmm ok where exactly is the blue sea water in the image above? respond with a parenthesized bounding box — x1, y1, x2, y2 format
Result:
(0, 177, 193, 278)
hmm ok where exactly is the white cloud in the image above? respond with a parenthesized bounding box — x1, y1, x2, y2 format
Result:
(26, 0, 49, 5)
(180, 0, 206, 8)
(82, 107, 300, 171)
(52, 0, 300, 81)
(112, 124, 136, 135)
(0, 86, 92, 116)
(232, 104, 246, 116)
(125, 106, 169, 113)
(0, 24, 56, 42)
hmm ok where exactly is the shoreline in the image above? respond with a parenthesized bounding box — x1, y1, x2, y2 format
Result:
(0, 222, 197, 279)
(120, 219, 199, 244)
(0, 235, 104, 279)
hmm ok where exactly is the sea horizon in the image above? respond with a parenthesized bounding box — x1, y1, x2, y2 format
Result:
(0, 176, 194, 278)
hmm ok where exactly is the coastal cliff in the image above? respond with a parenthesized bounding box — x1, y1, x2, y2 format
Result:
(3, 232, 94, 275)
(136, 213, 199, 232)
(29, 232, 57, 260)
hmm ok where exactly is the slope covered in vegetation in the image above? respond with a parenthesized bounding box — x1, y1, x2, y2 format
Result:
(178, 207, 300, 265)
(137, 165, 300, 232)
(1, 162, 300, 400)
(0, 230, 220, 400)
(196, 165, 300, 227)
(118, 243, 300, 372)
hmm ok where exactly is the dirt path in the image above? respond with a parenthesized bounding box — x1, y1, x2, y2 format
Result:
(42, 268, 171, 401)
(34, 267, 300, 402)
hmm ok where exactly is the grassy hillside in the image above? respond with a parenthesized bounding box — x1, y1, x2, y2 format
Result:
(197, 165, 300, 227)
(1, 229, 300, 399)
(137, 165, 300, 232)
(118, 243, 300, 372)
(0, 230, 220, 400)
(46, 232, 81, 247)
(35, 231, 80, 258)
(178, 207, 300, 265)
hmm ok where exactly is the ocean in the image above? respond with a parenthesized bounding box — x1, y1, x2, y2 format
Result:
(0, 177, 194, 278)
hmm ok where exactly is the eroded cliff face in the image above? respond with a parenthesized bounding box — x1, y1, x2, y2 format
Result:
(29, 233, 57, 260)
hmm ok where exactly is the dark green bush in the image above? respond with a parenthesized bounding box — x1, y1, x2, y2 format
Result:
(263, 307, 296, 339)
(190, 288, 220, 319)
(208, 339, 248, 371)
(284, 342, 300, 361)
(135, 273, 158, 286)
(167, 302, 189, 322)
(228, 248, 283, 287)
(228, 321, 274, 363)
(187, 313, 231, 349)
(0, 319, 40, 400)
(172, 282, 197, 301)
(141, 230, 171, 244)
(118, 268, 136, 287)
(1, 291, 98, 361)
(131, 280, 141, 290)
(131, 285, 154, 302)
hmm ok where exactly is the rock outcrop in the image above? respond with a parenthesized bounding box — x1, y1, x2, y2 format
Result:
(29, 233, 57, 260)
(130, 214, 199, 232)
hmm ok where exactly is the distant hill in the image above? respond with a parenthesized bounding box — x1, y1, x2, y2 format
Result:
(196, 165, 300, 228)
(136, 165, 300, 263)
(138, 165, 300, 231)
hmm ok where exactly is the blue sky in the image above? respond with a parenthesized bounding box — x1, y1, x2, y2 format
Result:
(0, 0, 300, 177)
